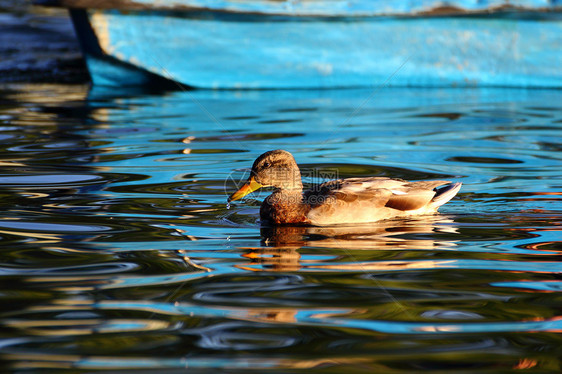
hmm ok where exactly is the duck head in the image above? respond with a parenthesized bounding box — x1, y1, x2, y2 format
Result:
(228, 150, 303, 202)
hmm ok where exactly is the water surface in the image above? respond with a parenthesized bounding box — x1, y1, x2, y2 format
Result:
(0, 84, 561, 372)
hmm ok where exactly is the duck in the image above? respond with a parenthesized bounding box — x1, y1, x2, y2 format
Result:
(228, 150, 462, 226)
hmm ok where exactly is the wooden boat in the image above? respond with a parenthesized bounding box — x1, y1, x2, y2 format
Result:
(38, 0, 562, 88)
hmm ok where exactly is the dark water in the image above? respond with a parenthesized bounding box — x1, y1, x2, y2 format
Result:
(1, 84, 561, 372)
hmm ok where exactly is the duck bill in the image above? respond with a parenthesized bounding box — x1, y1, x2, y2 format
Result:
(228, 177, 263, 202)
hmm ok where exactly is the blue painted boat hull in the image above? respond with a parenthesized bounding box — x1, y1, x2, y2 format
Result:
(55, 2, 562, 88)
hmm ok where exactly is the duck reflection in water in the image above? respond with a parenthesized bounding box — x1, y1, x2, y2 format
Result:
(237, 215, 459, 272)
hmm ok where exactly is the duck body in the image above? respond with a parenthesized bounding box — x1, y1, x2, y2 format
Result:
(228, 150, 462, 226)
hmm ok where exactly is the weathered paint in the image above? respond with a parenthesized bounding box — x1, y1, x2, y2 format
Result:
(69, 8, 562, 88)
(68, 9, 178, 87)
(37, 0, 562, 16)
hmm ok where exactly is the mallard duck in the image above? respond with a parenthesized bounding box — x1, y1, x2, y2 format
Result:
(228, 150, 462, 226)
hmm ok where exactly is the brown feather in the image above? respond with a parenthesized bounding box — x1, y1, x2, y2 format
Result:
(385, 190, 436, 211)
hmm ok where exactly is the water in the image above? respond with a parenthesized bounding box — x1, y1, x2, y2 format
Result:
(0, 84, 561, 372)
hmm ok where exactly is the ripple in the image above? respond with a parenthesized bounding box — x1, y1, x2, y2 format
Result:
(156, 133, 304, 143)
(297, 310, 562, 335)
(300, 162, 454, 180)
(0, 262, 138, 276)
(490, 281, 562, 292)
(195, 322, 299, 350)
(1, 85, 562, 372)
(4, 318, 171, 336)
(0, 174, 102, 185)
(420, 310, 485, 320)
(446, 156, 524, 164)
(0, 220, 111, 232)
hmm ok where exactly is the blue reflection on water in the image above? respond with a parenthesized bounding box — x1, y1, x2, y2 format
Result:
(0, 85, 561, 371)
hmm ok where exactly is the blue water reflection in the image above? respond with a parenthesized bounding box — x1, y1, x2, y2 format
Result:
(0, 84, 561, 371)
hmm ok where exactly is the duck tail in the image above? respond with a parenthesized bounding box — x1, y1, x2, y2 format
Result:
(430, 182, 462, 209)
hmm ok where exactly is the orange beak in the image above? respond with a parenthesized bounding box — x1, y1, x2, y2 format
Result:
(228, 176, 263, 202)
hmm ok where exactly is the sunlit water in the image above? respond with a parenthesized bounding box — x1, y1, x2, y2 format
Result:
(0, 84, 561, 372)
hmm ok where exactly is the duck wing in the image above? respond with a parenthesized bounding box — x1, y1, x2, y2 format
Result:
(384, 180, 452, 211)
(306, 177, 456, 211)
